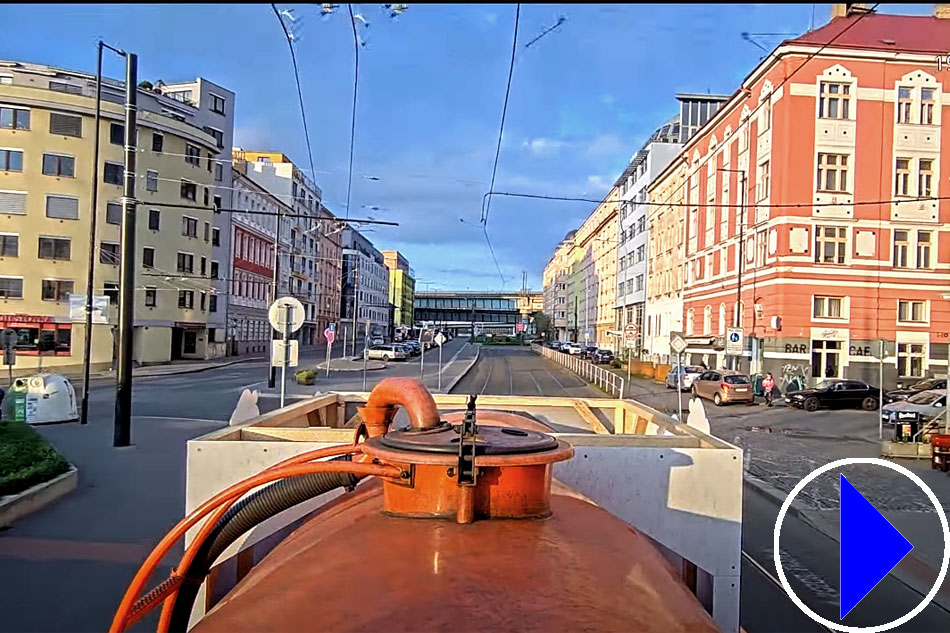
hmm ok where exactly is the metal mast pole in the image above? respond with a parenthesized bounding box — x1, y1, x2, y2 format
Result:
(113, 53, 137, 447)
(735, 172, 746, 371)
(268, 210, 281, 388)
(80, 41, 104, 426)
(352, 261, 359, 354)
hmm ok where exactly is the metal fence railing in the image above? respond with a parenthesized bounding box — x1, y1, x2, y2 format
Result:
(531, 344, 625, 399)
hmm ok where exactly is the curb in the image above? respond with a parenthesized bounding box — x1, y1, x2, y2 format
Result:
(443, 344, 480, 394)
(314, 362, 386, 373)
(744, 471, 950, 612)
(84, 356, 265, 383)
(0, 465, 78, 528)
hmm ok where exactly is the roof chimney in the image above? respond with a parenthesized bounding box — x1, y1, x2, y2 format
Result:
(831, 3, 871, 19)
(936, 4, 950, 18)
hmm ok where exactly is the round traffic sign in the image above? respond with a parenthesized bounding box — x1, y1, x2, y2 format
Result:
(624, 323, 639, 340)
(268, 297, 305, 335)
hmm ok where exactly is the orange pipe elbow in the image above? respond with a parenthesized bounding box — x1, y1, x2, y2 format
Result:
(363, 378, 441, 432)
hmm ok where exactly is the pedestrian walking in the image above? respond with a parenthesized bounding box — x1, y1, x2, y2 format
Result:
(762, 372, 776, 407)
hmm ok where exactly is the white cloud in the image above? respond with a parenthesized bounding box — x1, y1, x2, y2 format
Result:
(521, 137, 565, 156)
(585, 174, 612, 192)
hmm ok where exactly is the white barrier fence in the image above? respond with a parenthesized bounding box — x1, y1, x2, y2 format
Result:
(531, 344, 625, 399)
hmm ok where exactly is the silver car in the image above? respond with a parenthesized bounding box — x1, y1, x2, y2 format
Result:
(366, 344, 407, 362)
(666, 365, 705, 391)
(881, 389, 948, 427)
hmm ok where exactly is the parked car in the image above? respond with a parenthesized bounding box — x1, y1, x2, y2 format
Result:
(666, 365, 706, 391)
(881, 389, 948, 427)
(691, 370, 754, 406)
(394, 343, 414, 357)
(565, 343, 583, 355)
(591, 349, 614, 364)
(371, 337, 385, 346)
(403, 341, 422, 356)
(580, 346, 599, 359)
(785, 379, 879, 412)
(884, 377, 948, 404)
(366, 344, 407, 362)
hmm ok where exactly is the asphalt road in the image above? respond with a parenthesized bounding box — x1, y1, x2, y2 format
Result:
(450, 345, 601, 398)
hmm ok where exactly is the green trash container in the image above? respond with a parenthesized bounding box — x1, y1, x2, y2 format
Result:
(0, 378, 28, 423)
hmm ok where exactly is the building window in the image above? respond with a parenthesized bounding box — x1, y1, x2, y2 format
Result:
(106, 202, 122, 225)
(819, 82, 850, 119)
(897, 87, 913, 123)
(814, 226, 847, 264)
(920, 88, 935, 125)
(181, 216, 198, 238)
(210, 261, 219, 279)
(200, 292, 206, 311)
(813, 296, 844, 320)
(703, 305, 712, 334)
(685, 308, 694, 335)
(214, 162, 223, 182)
(209, 295, 218, 312)
(718, 304, 726, 335)
(635, 274, 643, 292)
(816, 153, 848, 192)
(146, 170, 158, 192)
(185, 144, 201, 166)
(200, 256, 207, 276)
(212, 227, 220, 246)
(893, 230, 910, 268)
(148, 209, 160, 230)
(0, 234, 18, 257)
(897, 343, 926, 378)
(916, 231, 932, 269)
(897, 300, 926, 324)
(145, 287, 157, 307)
(42, 153, 75, 177)
(895, 158, 910, 196)
(0, 106, 30, 129)
(178, 290, 194, 309)
(918, 159, 933, 197)
(104, 282, 119, 305)
(38, 237, 71, 260)
(203, 187, 209, 206)
(142, 246, 155, 268)
(104, 162, 123, 185)
(110, 123, 124, 145)
(49, 112, 82, 137)
(210, 93, 226, 115)
(756, 161, 770, 201)
(41, 279, 73, 302)
(213, 195, 222, 213)
(100, 242, 120, 265)
(151, 132, 164, 153)
(46, 195, 79, 220)
(49, 81, 82, 95)
(0, 277, 23, 299)
(177, 252, 194, 273)
(180, 180, 197, 201)
(204, 127, 224, 148)
(0, 149, 22, 171)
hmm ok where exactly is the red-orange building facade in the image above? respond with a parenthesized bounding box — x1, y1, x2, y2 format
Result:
(668, 12, 950, 388)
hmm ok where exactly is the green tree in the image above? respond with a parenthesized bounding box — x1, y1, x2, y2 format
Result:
(138, 80, 153, 90)
(530, 311, 552, 338)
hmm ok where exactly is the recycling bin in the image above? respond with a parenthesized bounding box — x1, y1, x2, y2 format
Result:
(0, 374, 77, 424)
(0, 378, 28, 423)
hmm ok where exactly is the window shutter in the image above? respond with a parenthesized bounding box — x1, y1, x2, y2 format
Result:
(0, 191, 27, 214)
(49, 112, 83, 137)
(46, 195, 79, 219)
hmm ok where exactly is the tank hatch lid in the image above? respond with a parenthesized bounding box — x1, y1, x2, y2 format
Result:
(379, 421, 558, 455)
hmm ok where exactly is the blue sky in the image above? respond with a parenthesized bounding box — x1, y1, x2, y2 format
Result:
(0, 3, 935, 292)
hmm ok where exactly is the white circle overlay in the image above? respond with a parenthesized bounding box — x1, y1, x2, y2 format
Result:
(773, 457, 950, 633)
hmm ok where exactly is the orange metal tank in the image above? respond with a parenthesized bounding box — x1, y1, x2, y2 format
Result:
(187, 388, 720, 633)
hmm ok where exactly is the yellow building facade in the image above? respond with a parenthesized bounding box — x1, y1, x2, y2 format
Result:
(0, 65, 219, 372)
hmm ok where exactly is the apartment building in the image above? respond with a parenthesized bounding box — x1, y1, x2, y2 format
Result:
(229, 161, 288, 354)
(542, 232, 573, 341)
(340, 226, 390, 341)
(615, 116, 682, 356)
(234, 151, 341, 345)
(0, 60, 224, 370)
(565, 187, 619, 348)
(670, 6, 950, 387)
(158, 78, 235, 358)
(381, 250, 415, 330)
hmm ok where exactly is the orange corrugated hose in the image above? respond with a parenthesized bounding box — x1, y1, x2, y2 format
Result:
(110, 446, 401, 633)
(153, 443, 366, 632)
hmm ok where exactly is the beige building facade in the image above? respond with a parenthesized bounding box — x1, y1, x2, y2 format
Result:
(0, 60, 221, 371)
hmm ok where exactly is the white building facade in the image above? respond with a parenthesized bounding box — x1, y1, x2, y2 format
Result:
(341, 227, 390, 342)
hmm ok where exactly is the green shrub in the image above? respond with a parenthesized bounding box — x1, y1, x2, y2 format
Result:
(295, 369, 317, 383)
(610, 358, 623, 369)
(0, 421, 70, 497)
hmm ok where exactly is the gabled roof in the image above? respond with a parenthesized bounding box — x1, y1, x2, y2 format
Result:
(786, 13, 950, 55)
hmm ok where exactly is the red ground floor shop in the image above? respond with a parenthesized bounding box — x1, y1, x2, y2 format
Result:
(0, 313, 113, 375)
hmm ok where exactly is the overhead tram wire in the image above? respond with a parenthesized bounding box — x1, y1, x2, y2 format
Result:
(131, 199, 398, 224)
(344, 4, 360, 220)
(271, 3, 317, 184)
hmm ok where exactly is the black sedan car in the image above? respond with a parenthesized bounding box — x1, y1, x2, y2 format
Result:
(785, 379, 879, 412)
(884, 377, 947, 404)
(580, 346, 599, 359)
(591, 349, 614, 364)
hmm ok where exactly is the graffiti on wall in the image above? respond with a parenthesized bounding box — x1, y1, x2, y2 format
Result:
(779, 363, 809, 390)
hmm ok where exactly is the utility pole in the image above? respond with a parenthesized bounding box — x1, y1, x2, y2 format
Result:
(268, 209, 281, 388)
(352, 260, 360, 354)
(113, 52, 137, 448)
(80, 41, 106, 426)
(735, 171, 746, 371)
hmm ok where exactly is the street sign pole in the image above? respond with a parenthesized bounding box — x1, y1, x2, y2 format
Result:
(420, 339, 425, 382)
(362, 318, 369, 391)
(326, 338, 332, 378)
(677, 351, 684, 421)
(280, 305, 291, 408)
(438, 341, 442, 392)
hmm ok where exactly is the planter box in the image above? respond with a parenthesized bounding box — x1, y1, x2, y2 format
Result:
(655, 364, 671, 383)
(629, 359, 642, 374)
(0, 466, 77, 528)
(641, 363, 655, 379)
